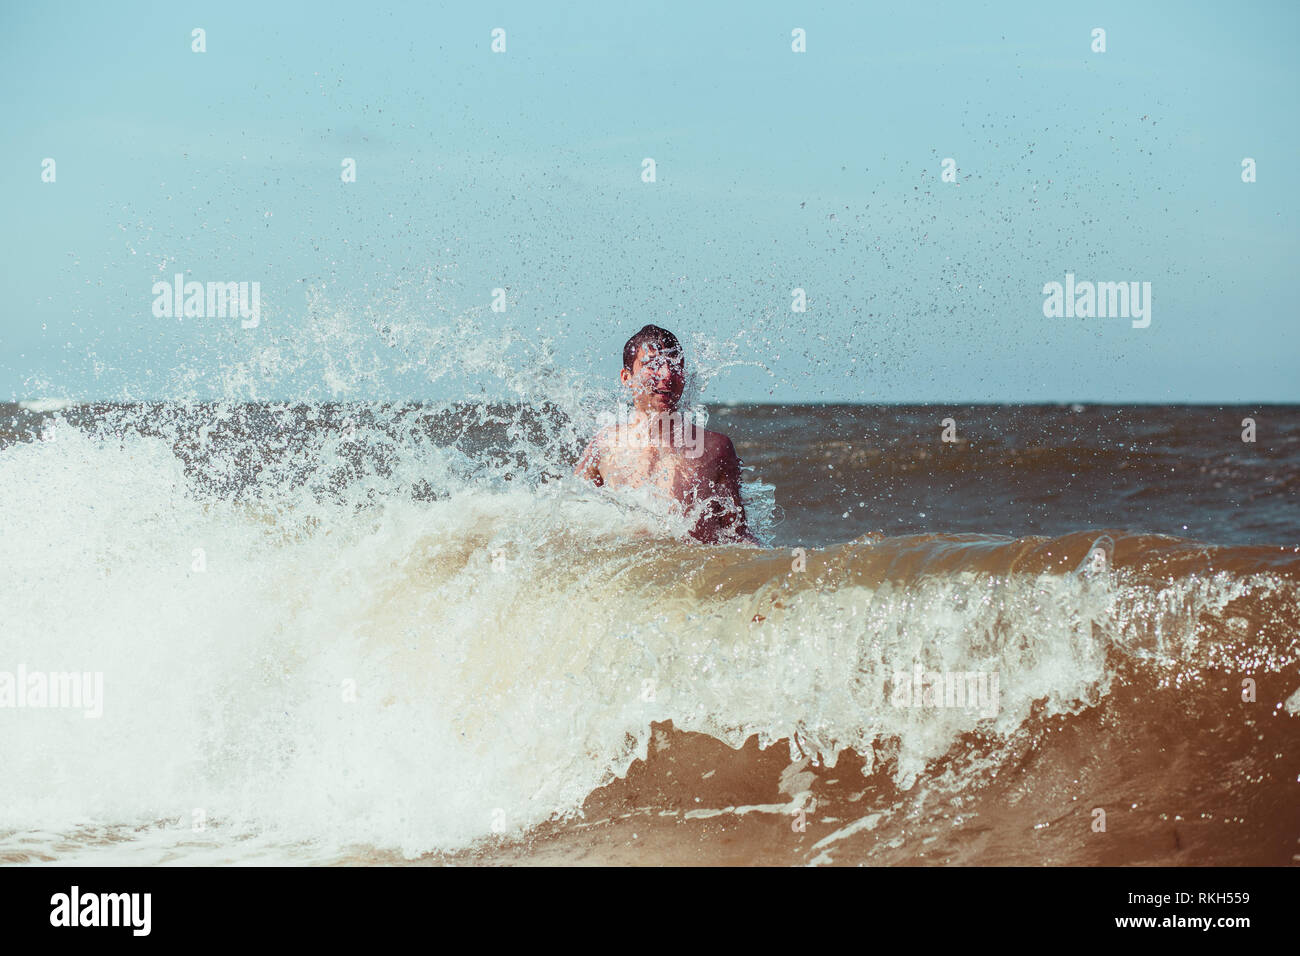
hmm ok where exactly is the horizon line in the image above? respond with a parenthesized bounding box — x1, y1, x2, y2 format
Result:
(6, 397, 1297, 408)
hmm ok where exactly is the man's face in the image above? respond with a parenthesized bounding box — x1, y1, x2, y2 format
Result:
(622, 343, 684, 412)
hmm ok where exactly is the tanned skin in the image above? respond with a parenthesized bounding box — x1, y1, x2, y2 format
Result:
(574, 342, 760, 545)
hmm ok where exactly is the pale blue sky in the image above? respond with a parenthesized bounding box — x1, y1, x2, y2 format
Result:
(2, 0, 1296, 402)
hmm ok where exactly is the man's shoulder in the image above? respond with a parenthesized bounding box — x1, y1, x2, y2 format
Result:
(580, 425, 617, 462)
(699, 427, 739, 457)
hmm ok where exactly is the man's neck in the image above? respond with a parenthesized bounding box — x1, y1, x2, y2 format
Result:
(628, 403, 680, 426)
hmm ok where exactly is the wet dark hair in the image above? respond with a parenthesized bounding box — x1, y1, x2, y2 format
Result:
(622, 324, 682, 371)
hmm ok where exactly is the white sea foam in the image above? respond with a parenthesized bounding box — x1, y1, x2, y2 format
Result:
(0, 417, 1129, 862)
(18, 398, 74, 413)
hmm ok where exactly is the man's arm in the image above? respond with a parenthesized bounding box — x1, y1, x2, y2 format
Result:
(712, 436, 760, 545)
(573, 430, 604, 486)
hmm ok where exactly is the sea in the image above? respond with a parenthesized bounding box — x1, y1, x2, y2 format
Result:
(1, 400, 1296, 865)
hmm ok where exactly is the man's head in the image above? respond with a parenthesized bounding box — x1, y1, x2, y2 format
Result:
(620, 324, 684, 412)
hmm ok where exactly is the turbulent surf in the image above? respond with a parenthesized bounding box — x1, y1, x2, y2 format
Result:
(0, 399, 1296, 865)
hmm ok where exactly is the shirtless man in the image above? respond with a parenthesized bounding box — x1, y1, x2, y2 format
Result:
(574, 324, 760, 545)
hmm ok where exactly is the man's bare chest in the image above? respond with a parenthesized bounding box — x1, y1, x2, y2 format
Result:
(601, 443, 712, 497)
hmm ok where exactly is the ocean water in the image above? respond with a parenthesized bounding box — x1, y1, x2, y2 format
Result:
(0, 399, 1296, 865)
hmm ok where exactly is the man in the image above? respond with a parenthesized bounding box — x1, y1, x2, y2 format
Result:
(574, 325, 760, 545)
